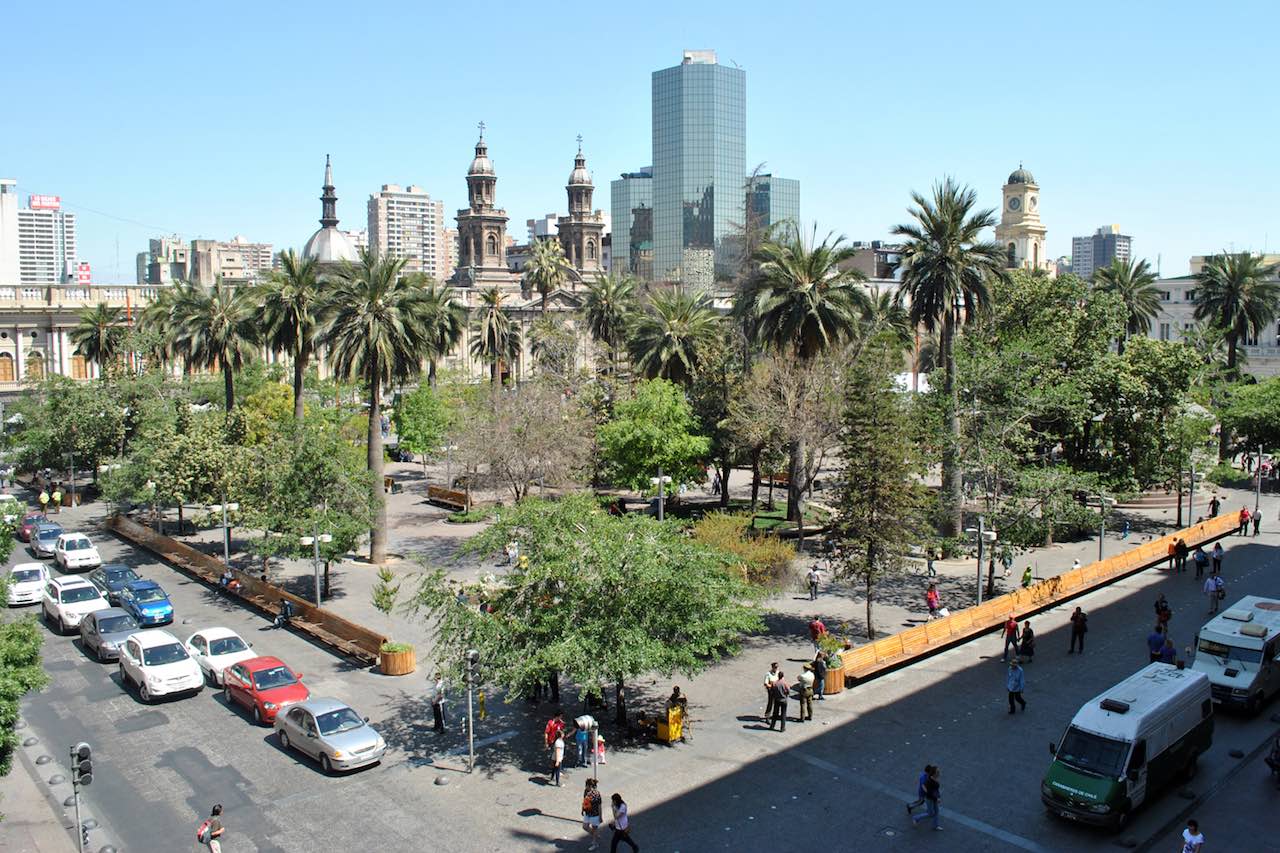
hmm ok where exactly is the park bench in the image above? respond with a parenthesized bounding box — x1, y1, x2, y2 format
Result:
(427, 484, 470, 512)
(764, 471, 790, 488)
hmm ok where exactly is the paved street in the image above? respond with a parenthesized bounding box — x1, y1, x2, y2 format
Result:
(3, 485, 1278, 852)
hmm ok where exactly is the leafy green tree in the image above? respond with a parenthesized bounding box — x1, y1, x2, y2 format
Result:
(893, 179, 1006, 535)
(524, 237, 572, 314)
(257, 250, 323, 420)
(320, 249, 435, 564)
(1220, 377, 1280, 454)
(583, 273, 638, 375)
(407, 495, 763, 723)
(469, 287, 521, 385)
(1093, 257, 1160, 353)
(627, 288, 719, 385)
(169, 276, 261, 411)
(831, 337, 926, 637)
(393, 384, 453, 480)
(11, 378, 125, 482)
(738, 223, 866, 521)
(70, 302, 124, 377)
(418, 279, 466, 387)
(688, 333, 745, 508)
(0, 524, 49, 776)
(598, 379, 710, 501)
(528, 314, 579, 380)
(240, 382, 296, 445)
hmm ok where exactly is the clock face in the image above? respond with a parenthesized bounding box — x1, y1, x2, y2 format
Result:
(1008, 197, 1021, 211)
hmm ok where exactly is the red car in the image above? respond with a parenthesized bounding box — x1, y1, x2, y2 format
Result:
(222, 656, 309, 725)
(18, 512, 47, 542)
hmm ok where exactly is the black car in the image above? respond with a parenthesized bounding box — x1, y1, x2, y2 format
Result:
(88, 564, 141, 605)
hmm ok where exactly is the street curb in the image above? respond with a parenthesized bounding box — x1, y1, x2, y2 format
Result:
(13, 735, 75, 851)
(1131, 730, 1276, 853)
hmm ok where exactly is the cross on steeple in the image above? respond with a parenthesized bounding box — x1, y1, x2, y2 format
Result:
(478, 120, 486, 140)
(576, 134, 583, 151)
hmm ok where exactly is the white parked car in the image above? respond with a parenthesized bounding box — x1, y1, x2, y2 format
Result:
(118, 629, 204, 703)
(185, 627, 257, 685)
(6, 562, 49, 606)
(0, 494, 22, 524)
(41, 576, 109, 634)
(54, 533, 102, 571)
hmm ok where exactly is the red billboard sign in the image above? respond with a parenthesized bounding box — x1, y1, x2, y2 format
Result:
(76, 262, 91, 285)
(28, 195, 61, 210)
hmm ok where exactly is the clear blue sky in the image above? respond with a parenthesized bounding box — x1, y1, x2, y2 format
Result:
(3, 0, 1277, 282)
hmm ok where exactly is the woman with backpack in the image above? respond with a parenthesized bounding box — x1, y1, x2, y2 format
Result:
(581, 778, 603, 850)
(195, 804, 224, 851)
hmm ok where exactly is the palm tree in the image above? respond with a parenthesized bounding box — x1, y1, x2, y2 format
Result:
(1093, 257, 1160, 353)
(583, 273, 638, 375)
(320, 249, 435, 563)
(1193, 251, 1280, 458)
(525, 238, 572, 314)
(169, 277, 261, 411)
(415, 277, 466, 386)
(892, 178, 1006, 536)
(736, 223, 866, 521)
(70, 302, 123, 377)
(469, 287, 522, 384)
(137, 284, 182, 371)
(257, 250, 323, 420)
(627, 288, 719, 385)
(856, 286, 912, 354)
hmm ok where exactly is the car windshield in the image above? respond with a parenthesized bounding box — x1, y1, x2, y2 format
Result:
(133, 588, 166, 603)
(105, 568, 137, 583)
(209, 637, 248, 656)
(252, 665, 297, 690)
(1197, 638, 1262, 665)
(97, 615, 137, 633)
(61, 587, 101, 603)
(12, 569, 42, 582)
(37, 529, 60, 540)
(1056, 726, 1129, 778)
(316, 708, 364, 735)
(143, 643, 189, 666)
(64, 539, 91, 551)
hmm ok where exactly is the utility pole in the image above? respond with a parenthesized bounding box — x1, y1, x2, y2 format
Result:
(1257, 444, 1264, 515)
(1189, 463, 1197, 524)
(466, 649, 479, 772)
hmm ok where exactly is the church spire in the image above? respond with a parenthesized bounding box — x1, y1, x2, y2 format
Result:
(319, 154, 339, 228)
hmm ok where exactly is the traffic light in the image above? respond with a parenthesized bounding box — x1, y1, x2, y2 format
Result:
(82, 822, 90, 847)
(71, 742, 92, 786)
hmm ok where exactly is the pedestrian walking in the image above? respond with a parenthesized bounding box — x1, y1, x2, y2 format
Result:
(1122, 520, 1131, 539)
(797, 664, 814, 721)
(1204, 573, 1225, 614)
(1147, 625, 1166, 663)
(910, 766, 942, 830)
(926, 549, 937, 577)
(545, 709, 566, 748)
(38, 489, 49, 514)
(1072, 558, 1081, 570)
(926, 583, 941, 619)
(575, 714, 596, 766)
(1007, 658, 1027, 713)
(1019, 620, 1036, 662)
(1000, 547, 1013, 578)
(710, 469, 721, 496)
(906, 764, 933, 814)
(194, 803, 225, 852)
(50, 486, 62, 513)
(1209, 495, 1221, 518)
(808, 615, 827, 653)
(581, 778, 603, 850)
(1021, 565, 1033, 588)
(551, 733, 565, 786)
(763, 662, 779, 720)
(806, 565, 821, 600)
(812, 652, 828, 700)
(1181, 818, 1204, 853)
(768, 671, 789, 731)
(431, 671, 447, 734)
(1239, 507, 1250, 536)
(1174, 538, 1189, 573)
(1160, 636, 1177, 664)
(1253, 509, 1262, 536)
(1211, 542, 1223, 575)
(1193, 547, 1208, 579)
(1069, 607, 1088, 653)
(1001, 615, 1021, 662)
(1155, 594, 1172, 631)
(609, 793, 639, 852)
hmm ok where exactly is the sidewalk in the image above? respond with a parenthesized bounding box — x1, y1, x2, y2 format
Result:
(0, 748, 74, 853)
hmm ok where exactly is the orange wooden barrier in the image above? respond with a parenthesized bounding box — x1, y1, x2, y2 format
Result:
(842, 513, 1241, 683)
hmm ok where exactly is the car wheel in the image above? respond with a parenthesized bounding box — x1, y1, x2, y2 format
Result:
(139, 682, 153, 704)
(253, 706, 263, 725)
(321, 754, 333, 774)
(96, 643, 107, 663)
(279, 730, 291, 751)
(222, 684, 231, 703)
(1183, 753, 1199, 781)
(1113, 808, 1131, 833)
(1247, 694, 1262, 715)
(118, 662, 129, 687)
(56, 615, 66, 635)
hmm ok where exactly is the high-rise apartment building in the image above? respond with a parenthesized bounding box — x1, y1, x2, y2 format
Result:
(0, 180, 19, 284)
(611, 168, 654, 281)
(136, 235, 272, 285)
(441, 228, 458, 281)
(1071, 225, 1132, 279)
(17, 195, 76, 284)
(652, 50, 746, 287)
(368, 184, 446, 279)
(222, 235, 276, 277)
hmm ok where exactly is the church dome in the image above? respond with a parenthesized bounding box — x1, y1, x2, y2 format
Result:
(568, 153, 592, 186)
(303, 227, 357, 264)
(1007, 166, 1036, 185)
(469, 140, 494, 176)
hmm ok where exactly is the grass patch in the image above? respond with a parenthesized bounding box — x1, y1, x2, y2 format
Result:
(380, 641, 414, 653)
(446, 507, 495, 524)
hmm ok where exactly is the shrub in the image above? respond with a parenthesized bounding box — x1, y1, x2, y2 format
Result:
(1205, 462, 1250, 490)
(380, 641, 413, 654)
(447, 507, 495, 524)
(692, 512, 795, 587)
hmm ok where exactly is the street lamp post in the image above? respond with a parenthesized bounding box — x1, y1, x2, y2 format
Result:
(964, 518, 996, 605)
(650, 470, 672, 522)
(1256, 444, 1264, 515)
(1090, 494, 1115, 561)
(210, 502, 240, 566)
(145, 479, 157, 533)
(299, 531, 333, 606)
(465, 649, 479, 773)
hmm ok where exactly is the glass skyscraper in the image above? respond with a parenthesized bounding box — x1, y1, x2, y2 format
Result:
(747, 175, 800, 233)
(651, 50, 745, 288)
(610, 168, 654, 281)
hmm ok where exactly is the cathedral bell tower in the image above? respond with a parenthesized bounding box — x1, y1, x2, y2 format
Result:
(451, 123, 515, 287)
(556, 137, 605, 277)
(994, 165, 1050, 273)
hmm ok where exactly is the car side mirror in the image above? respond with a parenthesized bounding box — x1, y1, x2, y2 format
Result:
(1126, 769, 1139, 782)
(295, 671, 304, 679)
(1048, 742, 1056, 756)
(307, 731, 317, 738)
(363, 716, 370, 723)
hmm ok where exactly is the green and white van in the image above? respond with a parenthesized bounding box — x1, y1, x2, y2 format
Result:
(1190, 596, 1280, 713)
(1042, 663, 1213, 829)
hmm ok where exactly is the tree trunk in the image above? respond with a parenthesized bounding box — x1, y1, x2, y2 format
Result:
(941, 317, 961, 537)
(223, 362, 236, 412)
(864, 546, 875, 639)
(750, 449, 761, 510)
(292, 347, 308, 421)
(1219, 338, 1237, 460)
(177, 502, 185, 535)
(368, 366, 387, 564)
(322, 559, 331, 599)
(786, 437, 805, 523)
(614, 677, 626, 726)
(718, 455, 731, 509)
(428, 359, 438, 388)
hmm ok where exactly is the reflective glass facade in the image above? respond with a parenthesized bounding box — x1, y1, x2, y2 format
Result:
(747, 175, 800, 233)
(610, 169, 654, 281)
(652, 55, 745, 287)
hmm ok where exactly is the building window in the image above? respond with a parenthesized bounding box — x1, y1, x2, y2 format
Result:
(1006, 243, 1016, 267)
(0, 353, 12, 382)
(1157, 290, 1171, 301)
(25, 353, 44, 379)
(587, 240, 597, 260)
(1159, 323, 1171, 341)
(486, 235, 497, 256)
(71, 355, 88, 380)
(1185, 289, 1197, 303)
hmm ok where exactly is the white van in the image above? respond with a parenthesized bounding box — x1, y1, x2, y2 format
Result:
(1191, 595, 1280, 713)
(1043, 663, 1213, 829)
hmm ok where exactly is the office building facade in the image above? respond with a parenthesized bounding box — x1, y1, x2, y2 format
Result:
(16, 196, 77, 284)
(0, 180, 19, 284)
(1071, 225, 1132, 279)
(652, 50, 745, 287)
(747, 174, 800, 232)
(611, 168, 654, 281)
(368, 184, 446, 279)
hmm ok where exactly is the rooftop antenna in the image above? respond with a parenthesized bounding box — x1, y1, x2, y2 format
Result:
(730, 59, 741, 68)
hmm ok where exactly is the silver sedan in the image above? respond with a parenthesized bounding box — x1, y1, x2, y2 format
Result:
(274, 697, 386, 774)
(79, 608, 140, 662)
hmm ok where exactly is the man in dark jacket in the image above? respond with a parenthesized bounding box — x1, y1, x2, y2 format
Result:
(813, 652, 828, 700)
(768, 671, 789, 732)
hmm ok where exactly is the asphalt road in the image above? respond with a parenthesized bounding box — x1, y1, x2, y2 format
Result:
(10, 508, 1280, 852)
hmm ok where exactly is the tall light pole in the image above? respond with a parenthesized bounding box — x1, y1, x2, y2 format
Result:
(964, 518, 995, 605)
(465, 649, 478, 773)
(210, 502, 239, 565)
(299, 532, 333, 606)
(651, 470, 671, 521)
(1091, 494, 1115, 561)
(1256, 444, 1264, 515)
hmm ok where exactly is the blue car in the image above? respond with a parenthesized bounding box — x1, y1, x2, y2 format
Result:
(88, 564, 141, 605)
(117, 579, 174, 626)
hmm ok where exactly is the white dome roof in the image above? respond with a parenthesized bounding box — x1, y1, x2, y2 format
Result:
(303, 226, 357, 263)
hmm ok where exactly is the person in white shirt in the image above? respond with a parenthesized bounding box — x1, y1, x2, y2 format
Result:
(806, 567, 821, 600)
(610, 793, 638, 852)
(1203, 574, 1225, 615)
(1181, 818, 1204, 853)
(763, 662, 779, 721)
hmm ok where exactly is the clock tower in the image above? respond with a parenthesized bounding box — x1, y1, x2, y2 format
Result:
(994, 165, 1051, 273)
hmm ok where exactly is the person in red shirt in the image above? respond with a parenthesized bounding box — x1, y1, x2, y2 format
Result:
(1239, 507, 1251, 536)
(1001, 616, 1021, 662)
(808, 616, 827, 652)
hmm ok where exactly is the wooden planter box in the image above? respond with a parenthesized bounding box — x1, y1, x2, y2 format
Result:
(379, 646, 416, 676)
(823, 664, 845, 695)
